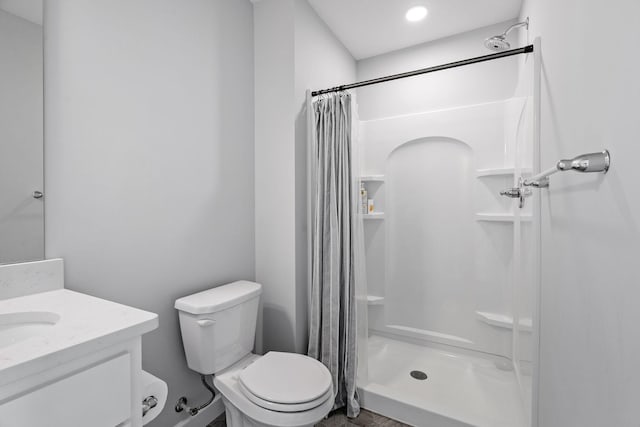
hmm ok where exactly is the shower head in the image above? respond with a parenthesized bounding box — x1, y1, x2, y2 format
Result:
(484, 17, 529, 52)
(484, 35, 510, 52)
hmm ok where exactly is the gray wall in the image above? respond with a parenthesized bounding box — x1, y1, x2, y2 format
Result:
(254, 0, 356, 354)
(43, 1, 254, 425)
(0, 9, 43, 264)
(253, 0, 297, 354)
(520, 1, 640, 426)
(293, 0, 357, 355)
(294, 0, 356, 353)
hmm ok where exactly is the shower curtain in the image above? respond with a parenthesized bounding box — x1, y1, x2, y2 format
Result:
(307, 91, 367, 418)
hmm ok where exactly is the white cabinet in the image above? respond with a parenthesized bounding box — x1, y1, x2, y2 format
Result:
(0, 354, 131, 427)
(0, 338, 144, 427)
(0, 284, 157, 427)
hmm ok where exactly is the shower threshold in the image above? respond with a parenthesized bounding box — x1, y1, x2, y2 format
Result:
(358, 335, 529, 427)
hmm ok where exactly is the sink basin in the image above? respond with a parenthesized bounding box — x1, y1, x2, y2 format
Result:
(0, 311, 60, 349)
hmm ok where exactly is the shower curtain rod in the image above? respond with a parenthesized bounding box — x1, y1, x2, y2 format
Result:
(311, 44, 534, 96)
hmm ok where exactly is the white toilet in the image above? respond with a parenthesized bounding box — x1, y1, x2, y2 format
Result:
(175, 281, 334, 427)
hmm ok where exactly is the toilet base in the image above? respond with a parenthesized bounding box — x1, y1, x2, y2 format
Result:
(222, 397, 320, 427)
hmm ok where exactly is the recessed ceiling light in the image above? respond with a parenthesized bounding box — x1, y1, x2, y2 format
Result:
(405, 6, 428, 22)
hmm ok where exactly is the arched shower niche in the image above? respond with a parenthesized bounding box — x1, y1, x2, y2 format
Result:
(386, 137, 477, 349)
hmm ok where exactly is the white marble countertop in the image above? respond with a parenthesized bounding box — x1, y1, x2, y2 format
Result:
(0, 289, 158, 386)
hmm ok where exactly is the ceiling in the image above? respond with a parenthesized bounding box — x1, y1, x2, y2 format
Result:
(308, 0, 523, 60)
(0, 0, 42, 25)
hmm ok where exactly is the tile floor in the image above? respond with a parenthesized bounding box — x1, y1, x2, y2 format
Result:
(208, 409, 410, 427)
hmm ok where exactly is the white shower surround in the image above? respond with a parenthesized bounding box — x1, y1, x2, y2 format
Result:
(357, 94, 536, 427)
(360, 98, 532, 358)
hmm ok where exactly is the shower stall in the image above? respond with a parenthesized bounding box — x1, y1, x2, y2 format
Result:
(308, 37, 542, 427)
(307, 21, 542, 423)
(356, 92, 538, 426)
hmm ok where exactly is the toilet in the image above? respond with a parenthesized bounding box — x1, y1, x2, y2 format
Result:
(175, 281, 334, 427)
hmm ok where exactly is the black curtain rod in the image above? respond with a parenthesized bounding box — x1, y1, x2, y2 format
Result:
(311, 44, 534, 96)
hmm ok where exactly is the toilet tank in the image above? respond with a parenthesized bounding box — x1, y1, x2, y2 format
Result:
(175, 281, 261, 375)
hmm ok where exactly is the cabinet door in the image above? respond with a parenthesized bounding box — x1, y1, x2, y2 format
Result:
(0, 353, 131, 427)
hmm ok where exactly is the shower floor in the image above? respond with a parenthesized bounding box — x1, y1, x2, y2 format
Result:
(359, 335, 528, 427)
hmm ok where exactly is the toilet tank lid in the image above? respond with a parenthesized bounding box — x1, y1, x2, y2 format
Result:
(175, 281, 262, 314)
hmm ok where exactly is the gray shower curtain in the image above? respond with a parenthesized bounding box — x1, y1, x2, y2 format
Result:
(308, 91, 361, 418)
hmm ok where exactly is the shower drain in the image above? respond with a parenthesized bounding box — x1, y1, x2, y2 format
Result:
(410, 370, 428, 380)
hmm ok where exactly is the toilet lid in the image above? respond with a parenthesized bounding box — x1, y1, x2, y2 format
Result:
(239, 381, 333, 412)
(238, 352, 333, 407)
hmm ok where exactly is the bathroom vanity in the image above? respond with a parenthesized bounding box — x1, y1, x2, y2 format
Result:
(0, 259, 158, 427)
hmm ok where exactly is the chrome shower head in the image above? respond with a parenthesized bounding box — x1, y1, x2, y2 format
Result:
(484, 17, 529, 52)
(484, 35, 510, 52)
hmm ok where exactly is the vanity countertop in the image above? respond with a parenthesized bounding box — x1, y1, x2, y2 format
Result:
(0, 289, 158, 386)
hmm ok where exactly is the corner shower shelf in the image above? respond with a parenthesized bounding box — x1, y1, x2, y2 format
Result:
(475, 213, 532, 222)
(360, 175, 385, 182)
(475, 167, 532, 177)
(363, 212, 385, 220)
(476, 311, 532, 332)
(367, 295, 385, 306)
(357, 295, 385, 305)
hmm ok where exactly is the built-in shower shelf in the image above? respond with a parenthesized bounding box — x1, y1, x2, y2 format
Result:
(357, 295, 385, 305)
(363, 212, 385, 220)
(475, 213, 532, 222)
(475, 167, 532, 177)
(360, 175, 385, 182)
(476, 311, 532, 332)
(367, 295, 385, 306)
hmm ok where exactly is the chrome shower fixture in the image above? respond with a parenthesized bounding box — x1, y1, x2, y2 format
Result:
(484, 17, 529, 51)
(501, 150, 610, 208)
(556, 151, 611, 173)
(522, 150, 611, 188)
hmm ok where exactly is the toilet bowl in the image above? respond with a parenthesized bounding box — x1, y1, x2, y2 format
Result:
(175, 281, 334, 427)
(214, 353, 334, 427)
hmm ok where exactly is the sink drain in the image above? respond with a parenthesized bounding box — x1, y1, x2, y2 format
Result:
(410, 370, 428, 380)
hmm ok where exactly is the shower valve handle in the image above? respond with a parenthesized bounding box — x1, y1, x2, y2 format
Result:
(499, 187, 531, 199)
(500, 179, 532, 209)
(500, 188, 523, 198)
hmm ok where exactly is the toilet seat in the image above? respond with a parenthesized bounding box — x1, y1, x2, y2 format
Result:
(239, 381, 333, 412)
(214, 354, 335, 427)
(238, 352, 333, 412)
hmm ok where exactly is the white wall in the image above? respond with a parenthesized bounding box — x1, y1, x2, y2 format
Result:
(519, 1, 640, 426)
(43, 1, 254, 425)
(0, 9, 43, 264)
(254, 0, 356, 354)
(356, 20, 520, 120)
